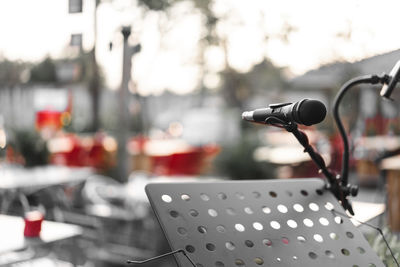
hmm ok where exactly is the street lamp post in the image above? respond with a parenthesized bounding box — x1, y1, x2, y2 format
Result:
(116, 26, 132, 182)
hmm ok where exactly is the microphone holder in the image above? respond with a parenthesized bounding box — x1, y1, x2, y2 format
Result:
(266, 117, 358, 215)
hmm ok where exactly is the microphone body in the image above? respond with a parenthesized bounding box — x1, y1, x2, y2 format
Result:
(242, 99, 326, 126)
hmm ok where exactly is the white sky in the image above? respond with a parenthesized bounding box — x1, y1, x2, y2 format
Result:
(0, 0, 400, 95)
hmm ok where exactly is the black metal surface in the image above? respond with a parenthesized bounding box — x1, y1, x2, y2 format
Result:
(145, 178, 384, 267)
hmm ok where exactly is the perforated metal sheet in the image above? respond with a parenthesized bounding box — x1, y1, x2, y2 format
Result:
(145, 178, 384, 267)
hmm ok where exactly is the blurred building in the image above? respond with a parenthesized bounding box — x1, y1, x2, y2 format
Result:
(290, 49, 400, 110)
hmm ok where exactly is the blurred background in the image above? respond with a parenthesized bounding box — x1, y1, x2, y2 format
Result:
(1, 0, 400, 266)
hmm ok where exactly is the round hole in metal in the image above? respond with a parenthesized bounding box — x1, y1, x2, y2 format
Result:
(329, 232, 339, 240)
(234, 259, 245, 266)
(201, 193, 210, 201)
(287, 219, 298, 228)
(270, 221, 281, 229)
(208, 209, 218, 217)
(226, 208, 236, 216)
(161, 194, 172, 203)
(297, 236, 306, 243)
(346, 231, 354, 239)
(254, 257, 264, 265)
(206, 243, 216, 251)
(325, 202, 334, 210)
(301, 190, 308, 196)
(313, 234, 323, 243)
(369, 264, 376, 267)
(177, 227, 187, 236)
(170, 210, 179, 218)
(244, 207, 253, 214)
(217, 192, 227, 200)
(357, 247, 365, 254)
(253, 222, 263, 231)
(215, 262, 224, 267)
(216, 225, 226, 233)
(309, 202, 319, 211)
(262, 206, 271, 214)
(189, 209, 199, 217)
(334, 216, 343, 224)
(282, 237, 289, 245)
(341, 248, 350, 256)
(235, 223, 245, 232)
(181, 194, 191, 201)
(245, 240, 254, 248)
(235, 192, 245, 200)
(186, 245, 195, 253)
(293, 256, 298, 260)
(225, 242, 235, 251)
(293, 203, 304, 212)
(277, 204, 288, 213)
(263, 238, 272, 247)
(269, 191, 277, 198)
(303, 218, 314, 227)
(198, 226, 207, 234)
(319, 217, 329, 226)
(316, 189, 324, 195)
(308, 252, 318, 259)
(325, 250, 335, 259)
(276, 257, 281, 262)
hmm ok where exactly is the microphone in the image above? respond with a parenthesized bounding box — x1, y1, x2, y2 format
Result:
(242, 99, 326, 126)
(380, 60, 400, 100)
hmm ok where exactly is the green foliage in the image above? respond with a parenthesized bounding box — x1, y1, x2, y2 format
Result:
(0, 52, 105, 86)
(366, 227, 400, 267)
(220, 59, 288, 109)
(29, 56, 57, 83)
(137, 0, 177, 11)
(214, 130, 275, 180)
(247, 59, 287, 91)
(0, 59, 30, 86)
(75, 51, 105, 85)
(10, 130, 49, 167)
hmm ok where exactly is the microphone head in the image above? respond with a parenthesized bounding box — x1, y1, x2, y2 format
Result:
(297, 99, 327, 126)
(242, 111, 254, 121)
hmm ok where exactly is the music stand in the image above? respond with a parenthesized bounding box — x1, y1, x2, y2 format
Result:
(145, 178, 384, 267)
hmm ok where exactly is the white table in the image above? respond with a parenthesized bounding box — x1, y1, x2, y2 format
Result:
(0, 214, 83, 265)
(0, 165, 93, 213)
(350, 201, 386, 227)
(0, 165, 93, 191)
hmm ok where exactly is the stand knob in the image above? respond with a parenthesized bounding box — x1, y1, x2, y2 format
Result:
(348, 184, 359, 197)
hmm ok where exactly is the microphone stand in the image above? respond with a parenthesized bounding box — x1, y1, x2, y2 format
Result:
(267, 117, 358, 215)
(264, 73, 392, 215)
(271, 73, 390, 215)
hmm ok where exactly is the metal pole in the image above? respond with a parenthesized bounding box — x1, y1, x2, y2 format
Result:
(116, 26, 132, 182)
(89, 0, 100, 131)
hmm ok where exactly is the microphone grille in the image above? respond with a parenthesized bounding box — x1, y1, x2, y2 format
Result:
(298, 99, 327, 126)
